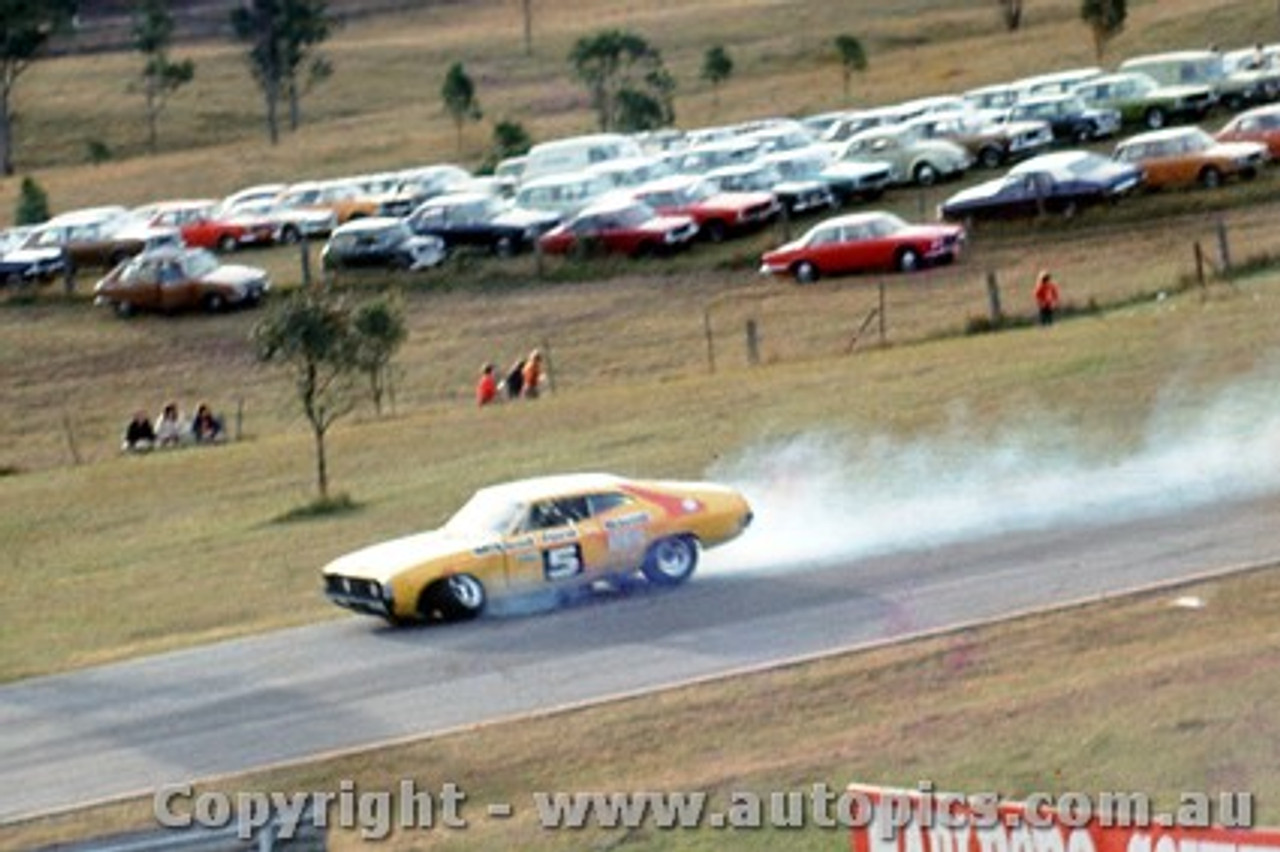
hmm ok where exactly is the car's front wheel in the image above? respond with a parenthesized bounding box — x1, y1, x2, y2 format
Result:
(1199, 166, 1223, 189)
(203, 292, 227, 313)
(895, 247, 922, 273)
(978, 146, 1003, 169)
(494, 235, 517, 258)
(793, 260, 819, 284)
(913, 162, 939, 186)
(1144, 108, 1167, 130)
(217, 235, 238, 253)
(640, 536, 699, 587)
(422, 574, 487, 621)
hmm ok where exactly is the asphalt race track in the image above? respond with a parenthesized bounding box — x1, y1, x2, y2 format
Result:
(2, 493, 1279, 825)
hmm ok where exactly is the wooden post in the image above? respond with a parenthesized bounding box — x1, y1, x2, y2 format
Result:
(534, 239, 545, 279)
(985, 270, 1003, 325)
(1216, 219, 1231, 273)
(878, 279, 887, 345)
(1194, 241, 1206, 295)
(61, 411, 82, 465)
(703, 308, 716, 374)
(299, 236, 312, 289)
(745, 318, 760, 366)
(235, 397, 244, 442)
(62, 248, 75, 295)
(779, 202, 792, 243)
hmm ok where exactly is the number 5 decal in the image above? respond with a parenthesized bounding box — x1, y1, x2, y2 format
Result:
(543, 543, 584, 581)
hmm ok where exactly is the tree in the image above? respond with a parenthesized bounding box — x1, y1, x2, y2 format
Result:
(568, 30, 675, 132)
(1081, 0, 1125, 60)
(132, 0, 195, 155)
(441, 62, 482, 156)
(0, 0, 78, 176)
(998, 0, 1023, 31)
(253, 289, 363, 501)
(15, 175, 50, 225)
(351, 295, 407, 417)
(834, 34, 867, 103)
(701, 45, 733, 112)
(231, 0, 334, 144)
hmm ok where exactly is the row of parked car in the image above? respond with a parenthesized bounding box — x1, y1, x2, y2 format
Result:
(4, 43, 1280, 306)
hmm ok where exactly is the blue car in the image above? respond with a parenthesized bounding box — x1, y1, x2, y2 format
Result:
(939, 150, 1142, 221)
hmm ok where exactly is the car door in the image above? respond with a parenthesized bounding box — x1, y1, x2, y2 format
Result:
(121, 258, 163, 310)
(157, 258, 196, 311)
(513, 495, 610, 586)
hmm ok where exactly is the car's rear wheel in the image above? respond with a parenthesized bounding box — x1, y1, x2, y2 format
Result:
(279, 225, 301, 245)
(1073, 125, 1093, 144)
(640, 536, 698, 587)
(217, 235, 238, 253)
(913, 163, 939, 186)
(203, 293, 227, 312)
(978, 146, 1003, 169)
(1144, 108, 1166, 130)
(422, 574, 487, 621)
(793, 260, 819, 284)
(895, 247, 922, 273)
(114, 301, 136, 318)
(1199, 167, 1223, 189)
(494, 235, 517, 258)
(703, 220, 727, 243)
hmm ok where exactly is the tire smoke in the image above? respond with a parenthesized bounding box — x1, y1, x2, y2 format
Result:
(703, 365, 1280, 572)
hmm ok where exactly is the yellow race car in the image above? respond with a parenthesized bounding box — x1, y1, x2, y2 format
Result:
(322, 472, 753, 624)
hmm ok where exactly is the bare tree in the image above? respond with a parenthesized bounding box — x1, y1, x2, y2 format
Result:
(0, 0, 78, 175)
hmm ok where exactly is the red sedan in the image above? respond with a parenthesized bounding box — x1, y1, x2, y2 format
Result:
(137, 199, 277, 252)
(631, 175, 780, 242)
(538, 199, 698, 258)
(759, 211, 965, 283)
(1216, 104, 1280, 159)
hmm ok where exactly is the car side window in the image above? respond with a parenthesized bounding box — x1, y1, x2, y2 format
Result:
(587, 492, 631, 516)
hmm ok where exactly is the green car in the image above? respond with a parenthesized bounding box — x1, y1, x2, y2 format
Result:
(1072, 71, 1215, 131)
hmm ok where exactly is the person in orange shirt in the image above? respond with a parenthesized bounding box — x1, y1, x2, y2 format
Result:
(521, 349, 544, 399)
(476, 363, 497, 406)
(1034, 269, 1061, 326)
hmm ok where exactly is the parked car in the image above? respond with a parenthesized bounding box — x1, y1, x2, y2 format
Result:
(833, 124, 971, 186)
(1002, 93, 1121, 143)
(939, 150, 1142, 221)
(0, 226, 65, 287)
(1120, 50, 1270, 112)
(320, 217, 446, 271)
(1113, 126, 1267, 189)
(537, 198, 698, 258)
(1216, 103, 1280, 158)
(705, 161, 836, 216)
(377, 164, 474, 217)
(963, 82, 1023, 124)
(21, 206, 181, 272)
(670, 137, 762, 174)
(904, 112, 1055, 169)
(405, 191, 560, 257)
(630, 174, 780, 242)
(223, 196, 337, 244)
(92, 247, 270, 316)
(136, 199, 277, 252)
(520, 133, 645, 184)
(514, 171, 616, 219)
(759, 210, 964, 283)
(320, 472, 753, 623)
(1072, 72, 1215, 130)
(764, 147, 892, 205)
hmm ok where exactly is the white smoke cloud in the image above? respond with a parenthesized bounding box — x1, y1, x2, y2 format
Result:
(702, 362, 1280, 573)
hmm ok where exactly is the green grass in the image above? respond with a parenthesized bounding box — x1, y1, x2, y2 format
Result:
(4, 564, 1277, 850)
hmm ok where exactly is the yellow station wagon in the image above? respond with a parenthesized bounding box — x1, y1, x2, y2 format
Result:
(322, 473, 754, 624)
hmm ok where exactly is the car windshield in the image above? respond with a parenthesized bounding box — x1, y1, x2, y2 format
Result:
(444, 491, 523, 537)
(182, 250, 220, 278)
(867, 213, 907, 236)
(610, 203, 656, 228)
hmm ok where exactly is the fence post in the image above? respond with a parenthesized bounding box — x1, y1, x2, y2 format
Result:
(62, 248, 75, 295)
(1216, 219, 1231, 273)
(779, 203, 792, 243)
(1194, 241, 1206, 296)
(985, 270, 1003, 325)
(298, 236, 312, 289)
(541, 338, 556, 394)
(878, 279, 886, 345)
(535, 239, 545, 279)
(745, 318, 760, 366)
(703, 308, 716, 374)
(235, 397, 244, 442)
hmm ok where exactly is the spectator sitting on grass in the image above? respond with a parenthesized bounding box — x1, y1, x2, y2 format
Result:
(122, 410, 156, 453)
(154, 402, 185, 448)
(191, 403, 224, 444)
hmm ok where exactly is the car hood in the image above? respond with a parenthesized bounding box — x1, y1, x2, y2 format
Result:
(323, 529, 494, 584)
(943, 176, 1009, 206)
(1212, 140, 1268, 159)
(493, 207, 561, 229)
(203, 264, 268, 290)
(821, 160, 892, 180)
(1, 246, 64, 264)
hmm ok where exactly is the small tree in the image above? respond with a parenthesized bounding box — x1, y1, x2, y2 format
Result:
(231, 0, 334, 144)
(998, 0, 1024, 31)
(569, 30, 675, 132)
(834, 34, 868, 103)
(132, 0, 196, 155)
(15, 176, 50, 225)
(441, 62, 482, 156)
(253, 289, 362, 501)
(351, 295, 407, 417)
(701, 45, 734, 112)
(1081, 0, 1125, 60)
(0, 1, 78, 176)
